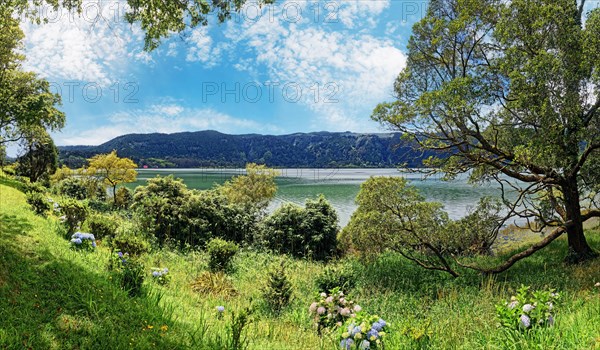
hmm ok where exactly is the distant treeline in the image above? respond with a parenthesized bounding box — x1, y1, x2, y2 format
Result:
(58, 130, 437, 168)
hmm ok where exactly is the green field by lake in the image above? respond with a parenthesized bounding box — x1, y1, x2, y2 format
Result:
(131, 168, 501, 226)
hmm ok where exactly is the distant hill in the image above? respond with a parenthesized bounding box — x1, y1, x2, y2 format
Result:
(58, 130, 435, 168)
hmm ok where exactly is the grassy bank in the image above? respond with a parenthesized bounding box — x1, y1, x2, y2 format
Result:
(1, 184, 599, 349)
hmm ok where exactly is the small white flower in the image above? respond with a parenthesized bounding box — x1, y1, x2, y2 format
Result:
(317, 307, 326, 315)
(546, 302, 553, 311)
(353, 305, 362, 312)
(320, 292, 327, 298)
(595, 282, 600, 288)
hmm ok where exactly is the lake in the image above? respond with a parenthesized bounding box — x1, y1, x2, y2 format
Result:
(131, 168, 502, 226)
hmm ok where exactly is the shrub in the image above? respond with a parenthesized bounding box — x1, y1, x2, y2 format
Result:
(114, 186, 133, 209)
(339, 314, 391, 350)
(259, 195, 339, 261)
(132, 175, 190, 244)
(70, 232, 96, 251)
(83, 213, 120, 240)
(151, 267, 170, 285)
(55, 177, 88, 200)
(207, 238, 239, 272)
(112, 251, 145, 297)
(496, 285, 559, 331)
(87, 199, 112, 213)
(191, 271, 238, 298)
(26, 181, 46, 194)
(262, 261, 293, 315)
(109, 223, 151, 257)
(309, 288, 361, 333)
(315, 263, 357, 294)
(58, 199, 89, 234)
(26, 192, 51, 216)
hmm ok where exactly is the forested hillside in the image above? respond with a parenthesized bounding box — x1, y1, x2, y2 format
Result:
(58, 131, 432, 168)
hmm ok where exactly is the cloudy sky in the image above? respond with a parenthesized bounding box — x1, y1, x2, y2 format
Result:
(20, 0, 429, 146)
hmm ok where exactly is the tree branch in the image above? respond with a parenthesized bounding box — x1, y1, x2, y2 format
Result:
(454, 225, 565, 274)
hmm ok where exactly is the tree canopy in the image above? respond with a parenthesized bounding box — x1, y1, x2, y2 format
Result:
(0, 4, 65, 146)
(372, 0, 600, 271)
(10, 0, 275, 51)
(88, 151, 137, 203)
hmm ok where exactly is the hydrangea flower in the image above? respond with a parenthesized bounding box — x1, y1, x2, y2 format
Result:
(520, 314, 531, 328)
(353, 305, 362, 312)
(359, 340, 370, 350)
(340, 338, 354, 350)
(216, 306, 225, 313)
(317, 307, 326, 315)
(522, 304, 535, 313)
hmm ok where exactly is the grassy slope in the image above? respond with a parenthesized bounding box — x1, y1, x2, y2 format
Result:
(1, 183, 600, 349)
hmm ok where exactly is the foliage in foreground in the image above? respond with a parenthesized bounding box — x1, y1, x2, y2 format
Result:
(1, 184, 600, 349)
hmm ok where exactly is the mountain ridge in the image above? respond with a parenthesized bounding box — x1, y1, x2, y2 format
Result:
(58, 130, 433, 168)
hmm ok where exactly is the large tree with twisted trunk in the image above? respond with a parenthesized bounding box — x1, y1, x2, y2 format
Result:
(372, 0, 600, 272)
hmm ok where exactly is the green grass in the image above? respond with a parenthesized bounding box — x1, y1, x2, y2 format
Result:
(1, 184, 600, 349)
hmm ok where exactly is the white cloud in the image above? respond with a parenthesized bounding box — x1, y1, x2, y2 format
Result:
(337, 0, 391, 28)
(21, 0, 148, 86)
(222, 1, 407, 130)
(185, 26, 230, 67)
(55, 103, 283, 145)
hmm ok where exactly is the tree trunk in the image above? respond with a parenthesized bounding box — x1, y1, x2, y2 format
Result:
(562, 180, 598, 263)
(113, 184, 117, 206)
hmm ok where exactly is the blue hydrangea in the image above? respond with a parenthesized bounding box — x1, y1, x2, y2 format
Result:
(366, 328, 379, 340)
(340, 338, 354, 350)
(152, 271, 160, 277)
(372, 319, 386, 331)
(359, 340, 370, 350)
(350, 326, 362, 336)
(70, 238, 82, 245)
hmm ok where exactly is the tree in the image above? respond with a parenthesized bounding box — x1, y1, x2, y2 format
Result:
(9, 0, 275, 51)
(372, 0, 600, 271)
(132, 175, 191, 244)
(88, 151, 137, 204)
(259, 195, 339, 261)
(0, 5, 65, 146)
(340, 177, 502, 277)
(219, 163, 279, 211)
(15, 127, 58, 182)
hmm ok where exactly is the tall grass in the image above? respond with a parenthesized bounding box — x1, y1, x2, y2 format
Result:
(1, 184, 599, 349)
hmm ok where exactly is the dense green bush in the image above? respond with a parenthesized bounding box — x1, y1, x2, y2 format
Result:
(259, 195, 339, 261)
(114, 186, 133, 209)
(83, 213, 120, 240)
(59, 198, 89, 234)
(132, 175, 191, 244)
(109, 223, 151, 257)
(182, 190, 257, 246)
(26, 181, 47, 194)
(55, 177, 88, 199)
(207, 238, 239, 272)
(133, 176, 258, 247)
(26, 192, 51, 216)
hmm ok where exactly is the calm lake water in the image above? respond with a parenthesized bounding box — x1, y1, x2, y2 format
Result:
(131, 168, 501, 226)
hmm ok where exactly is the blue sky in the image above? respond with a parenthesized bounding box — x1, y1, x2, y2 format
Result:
(20, 0, 429, 146)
